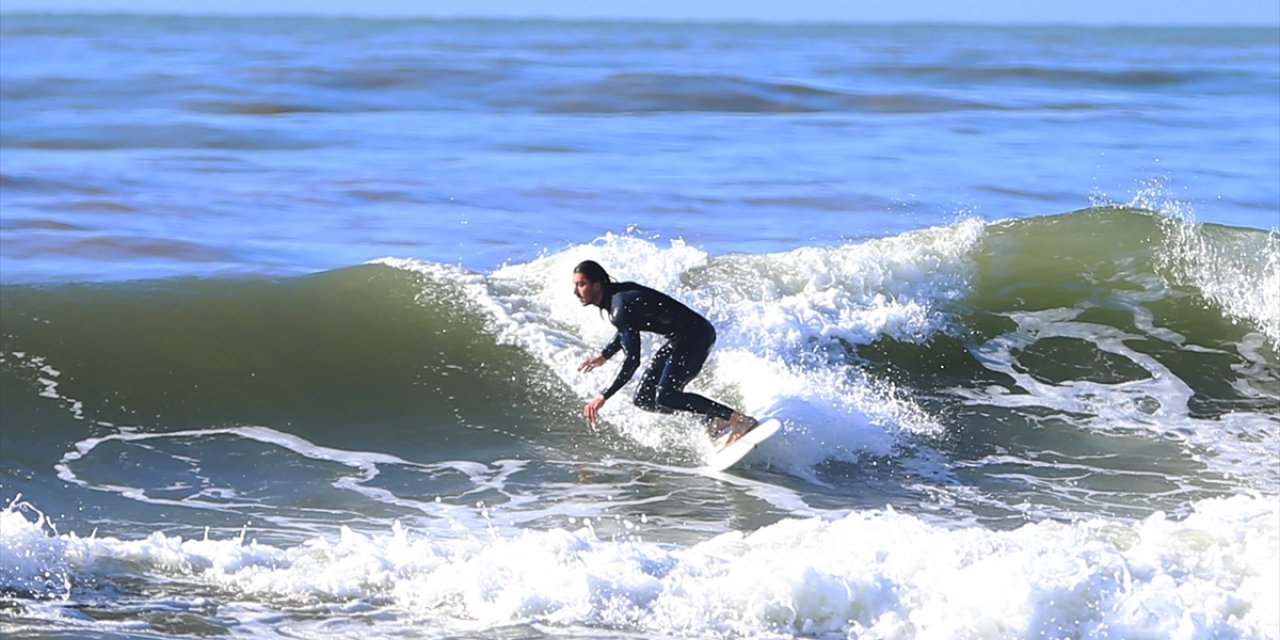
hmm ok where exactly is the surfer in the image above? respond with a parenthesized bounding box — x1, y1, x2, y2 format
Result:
(572, 260, 758, 441)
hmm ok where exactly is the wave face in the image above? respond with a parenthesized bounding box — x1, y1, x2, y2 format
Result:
(2, 209, 1277, 638)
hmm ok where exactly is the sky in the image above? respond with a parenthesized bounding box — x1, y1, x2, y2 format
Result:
(1, 0, 1278, 26)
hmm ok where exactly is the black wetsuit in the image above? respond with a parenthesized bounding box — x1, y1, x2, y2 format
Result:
(597, 282, 734, 421)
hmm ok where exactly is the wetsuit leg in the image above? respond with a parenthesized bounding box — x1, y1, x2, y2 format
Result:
(652, 325, 734, 421)
(634, 342, 676, 414)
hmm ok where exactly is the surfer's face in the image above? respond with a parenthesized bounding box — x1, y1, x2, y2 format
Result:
(573, 272, 603, 307)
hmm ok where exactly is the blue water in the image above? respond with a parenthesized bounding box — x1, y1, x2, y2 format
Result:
(1, 17, 1276, 282)
(1, 15, 1278, 640)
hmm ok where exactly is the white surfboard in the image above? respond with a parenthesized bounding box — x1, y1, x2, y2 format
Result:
(706, 417, 782, 472)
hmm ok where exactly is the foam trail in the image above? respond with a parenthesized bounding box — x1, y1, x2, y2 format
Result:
(51, 426, 542, 532)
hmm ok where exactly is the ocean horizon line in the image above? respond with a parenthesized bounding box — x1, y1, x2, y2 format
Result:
(2, 10, 1276, 30)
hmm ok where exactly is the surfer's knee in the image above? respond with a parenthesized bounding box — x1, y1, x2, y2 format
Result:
(654, 386, 684, 412)
(633, 394, 662, 413)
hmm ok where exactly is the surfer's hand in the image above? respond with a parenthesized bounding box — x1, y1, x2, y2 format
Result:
(583, 394, 606, 424)
(578, 353, 607, 373)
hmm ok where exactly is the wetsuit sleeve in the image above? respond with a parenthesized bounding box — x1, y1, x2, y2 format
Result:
(601, 332, 623, 360)
(600, 328, 641, 399)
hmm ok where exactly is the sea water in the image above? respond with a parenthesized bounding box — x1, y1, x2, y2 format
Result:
(1, 14, 1277, 639)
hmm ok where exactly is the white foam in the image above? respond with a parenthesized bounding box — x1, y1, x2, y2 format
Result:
(1164, 218, 1280, 348)
(1120, 182, 1280, 348)
(54, 426, 410, 513)
(4, 494, 1275, 639)
(962, 306, 1280, 491)
(52, 425, 546, 532)
(2, 351, 86, 421)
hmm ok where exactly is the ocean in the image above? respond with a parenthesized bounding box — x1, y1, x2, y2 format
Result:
(1, 13, 1278, 640)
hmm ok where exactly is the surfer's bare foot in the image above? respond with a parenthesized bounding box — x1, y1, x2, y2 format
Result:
(707, 417, 731, 438)
(726, 412, 758, 445)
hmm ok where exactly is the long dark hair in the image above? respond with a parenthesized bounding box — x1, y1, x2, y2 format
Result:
(573, 260, 612, 285)
(574, 260, 617, 315)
